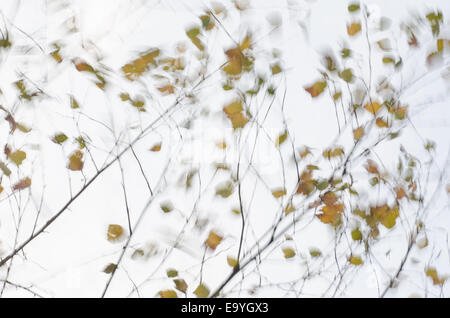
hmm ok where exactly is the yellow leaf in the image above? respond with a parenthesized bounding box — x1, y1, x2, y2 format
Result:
(282, 247, 296, 259)
(223, 100, 249, 129)
(122, 49, 160, 81)
(107, 224, 124, 242)
(284, 202, 295, 215)
(227, 256, 238, 268)
(8, 150, 26, 166)
(425, 267, 447, 285)
(194, 283, 210, 298)
(275, 130, 288, 147)
(272, 187, 287, 198)
(317, 203, 344, 225)
(353, 126, 364, 141)
(349, 255, 363, 265)
(150, 143, 162, 152)
(347, 22, 362, 36)
(376, 117, 389, 128)
(364, 101, 382, 115)
(68, 150, 84, 171)
(351, 228, 362, 241)
(215, 181, 234, 198)
(304, 81, 327, 98)
(271, 63, 282, 75)
(159, 290, 178, 298)
(205, 230, 223, 250)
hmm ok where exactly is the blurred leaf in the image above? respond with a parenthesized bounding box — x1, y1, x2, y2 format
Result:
(103, 263, 117, 274)
(13, 177, 31, 191)
(215, 181, 234, 198)
(351, 228, 363, 241)
(425, 267, 446, 285)
(174, 279, 188, 293)
(0, 161, 11, 177)
(309, 248, 322, 257)
(205, 230, 223, 250)
(52, 133, 68, 145)
(150, 143, 162, 152)
(107, 224, 124, 242)
(282, 247, 296, 259)
(272, 188, 287, 198)
(349, 255, 363, 265)
(347, 22, 361, 36)
(68, 150, 84, 171)
(348, 3, 360, 13)
(160, 201, 173, 213)
(275, 130, 288, 147)
(194, 283, 210, 298)
(305, 81, 327, 98)
(353, 126, 364, 141)
(223, 100, 249, 129)
(364, 101, 382, 115)
(167, 269, 178, 278)
(8, 150, 26, 166)
(122, 49, 160, 81)
(227, 256, 238, 268)
(159, 290, 178, 298)
(339, 69, 353, 83)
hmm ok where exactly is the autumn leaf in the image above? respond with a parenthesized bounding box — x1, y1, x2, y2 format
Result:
(194, 283, 210, 298)
(186, 27, 204, 51)
(159, 290, 178, 298)
(166, 269, 178, 278)
(339, 68, 353, 83)
(349, 255, 363, 265)
(223, 100, 248, 129)
(0, 161, 11, 176)
(376, 117, 389, 128)
(8, 150, 26, 166)
(271, 187, 287, 198)
(13, 177, 31, 191)
(351, 228, 363, 241)
(68, 150, 84, 171)
(353, 126, 364, 141)
(317, 202, 344, 225)
(304, 80, 327, 98)
(160, 201, 173, 213)
(122, 49, 160, 81)
(150, 143, 162, 152)
(309, 248, 322, 258)
(107, 224, 124, 242)
(205, 230, 223, 250)
(347, 22, 361, 36)
(364, 101, 382, 115)
(174, 279, 188, 293)
(52, 133, 68, 144)
(227, 256, 238, 268)
(282, 247, 296, 259)
(425, 267, 446, 285)
(275, 130, 288, 147)
(215, 180, 234, 198)
(103, 263, 117, 274)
